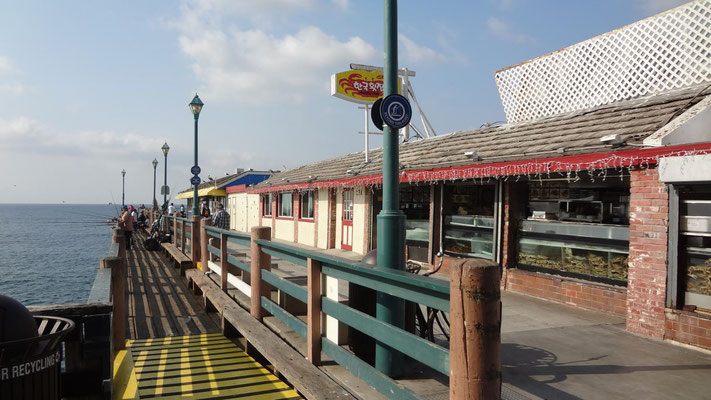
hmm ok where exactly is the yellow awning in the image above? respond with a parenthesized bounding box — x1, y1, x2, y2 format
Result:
(175, 188, 227, 199)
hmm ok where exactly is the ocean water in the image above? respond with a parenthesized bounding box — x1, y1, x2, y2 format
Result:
(0, 204, 117, 306)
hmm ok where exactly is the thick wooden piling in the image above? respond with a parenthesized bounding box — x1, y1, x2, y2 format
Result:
(450, 259, 501, 400)
(250, 226, 271, 320)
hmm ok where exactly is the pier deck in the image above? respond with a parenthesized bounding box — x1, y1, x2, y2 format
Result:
(113, 333, 301, 399)
(114, 231, 303, 399)
(126, 231, 218, 339)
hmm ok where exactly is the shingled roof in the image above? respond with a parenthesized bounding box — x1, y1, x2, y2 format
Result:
(255, 84, 711, 192)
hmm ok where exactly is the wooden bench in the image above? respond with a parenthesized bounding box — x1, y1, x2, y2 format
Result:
(161, 242, 192, 275)
(185, 269, 355, 400)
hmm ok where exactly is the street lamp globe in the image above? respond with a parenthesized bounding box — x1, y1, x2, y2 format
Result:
(121, 169, 126, 177)
(152, 159, 158, 168)
(161, 142, 170, 155)
(189, 94, 203, 118)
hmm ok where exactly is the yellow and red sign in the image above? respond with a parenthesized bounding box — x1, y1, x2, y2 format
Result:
(330, 70, 400, 104)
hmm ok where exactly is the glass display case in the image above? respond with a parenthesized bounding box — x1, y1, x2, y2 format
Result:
(680, 199, 711, 310)
(518, 220, 630, 284)
(443, 215, 494, 259)
(442, 183, 496, 260)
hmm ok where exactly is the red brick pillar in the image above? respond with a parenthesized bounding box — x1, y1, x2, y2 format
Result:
(501, 182, 527, 287)
(626, 167, 668, 339)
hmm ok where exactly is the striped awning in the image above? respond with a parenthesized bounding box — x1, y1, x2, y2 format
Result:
(175, 188, 227, 199)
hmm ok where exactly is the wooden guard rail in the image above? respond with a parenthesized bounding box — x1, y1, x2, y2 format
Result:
(185, 222, 502, 400)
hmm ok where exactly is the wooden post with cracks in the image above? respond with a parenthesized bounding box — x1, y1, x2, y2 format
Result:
(450, 259, 501, 400)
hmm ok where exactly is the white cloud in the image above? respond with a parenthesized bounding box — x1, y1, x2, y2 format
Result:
(174, 2, 377, 104)
(398, 34, 447, 64)
(486, 16, 534, 44)
(0, 56, 19, 75)
(636, 0, 687, 13)
(0, 116, 164, 159)
(332, 0, 349, 10)
(0, 82, 26, 95)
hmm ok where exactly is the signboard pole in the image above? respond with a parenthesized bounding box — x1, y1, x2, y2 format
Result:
(375, 0, 405, 377)
(364, 104, 370, 163)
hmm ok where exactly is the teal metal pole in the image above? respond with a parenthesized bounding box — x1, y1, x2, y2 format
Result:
(375, 0, 405, 377)
(163, 153, 168, 207)
(192, 117, 199, 216)
(153, 164, 157, 210)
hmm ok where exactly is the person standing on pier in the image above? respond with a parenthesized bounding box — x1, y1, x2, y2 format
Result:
(209, 203, 229, 260)
(212, 203, 229, 230)
(118, 206, 135, 250)
(168, 203, 176, 215)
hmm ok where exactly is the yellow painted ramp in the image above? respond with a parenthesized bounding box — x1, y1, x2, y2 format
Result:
(114, 333, 301, 399)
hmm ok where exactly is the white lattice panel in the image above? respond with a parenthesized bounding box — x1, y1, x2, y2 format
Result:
(495, 0, 711, 123)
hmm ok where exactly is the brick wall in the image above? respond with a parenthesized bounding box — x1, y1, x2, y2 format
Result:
(506, 269, 627, 316)
(665, 310, 711, 350)
(501, 183, 527, 280)
(626, 167, 668, 338)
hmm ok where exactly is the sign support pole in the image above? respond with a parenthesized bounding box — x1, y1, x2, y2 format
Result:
(364, 104, 370, 163)
(375, 0, 405, 377)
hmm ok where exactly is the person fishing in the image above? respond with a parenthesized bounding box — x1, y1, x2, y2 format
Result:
(118, 206, 134, 250)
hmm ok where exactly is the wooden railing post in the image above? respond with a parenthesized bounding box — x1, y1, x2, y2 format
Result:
(250, 226, 271, 320)
(112, 227, 125, 260)
(191, 215, 201, 270)
(200, 218, 212, 272)
(104, 256, 126, 353)
(180, 219, 187, 253)
(307, 257, 322, 365)
(220, 233, 228, 292)
(450, 259, 501, 400)
(173, 216, 179, 246)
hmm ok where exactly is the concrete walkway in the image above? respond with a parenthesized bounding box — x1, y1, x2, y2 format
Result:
(223, 236, 711, 399)
(502, 292, 711, 400)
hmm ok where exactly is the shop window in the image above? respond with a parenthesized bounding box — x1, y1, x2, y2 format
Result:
(300, 190, 314, 219)
(401, 185, 431, 262)
(262, 193, 273, 217)
(278, 192, 293, 217)
(517, 171, 630, 285)
(678, 188, 711, 310)
(443, 183, 496, 259)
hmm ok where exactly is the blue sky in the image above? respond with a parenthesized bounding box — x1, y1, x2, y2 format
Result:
(0, 0, 687, 204)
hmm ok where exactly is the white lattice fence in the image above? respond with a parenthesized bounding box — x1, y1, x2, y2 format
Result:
(495, 0, 711, 123)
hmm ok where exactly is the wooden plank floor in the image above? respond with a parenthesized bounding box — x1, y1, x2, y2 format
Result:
(126, 231, 219, 340)
(114, 333, 302, 399)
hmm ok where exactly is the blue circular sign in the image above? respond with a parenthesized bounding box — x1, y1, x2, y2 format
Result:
(380, 94, 412, 130)
(191, 165, 201, 175)
(190, 176, 201, 185)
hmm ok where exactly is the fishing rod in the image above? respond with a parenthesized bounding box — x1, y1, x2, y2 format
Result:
(109, 191, 120, 217)
(64, 209, 116, 220)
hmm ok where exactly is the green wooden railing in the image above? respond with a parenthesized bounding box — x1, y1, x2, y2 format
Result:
(191, 223, 451, 399)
